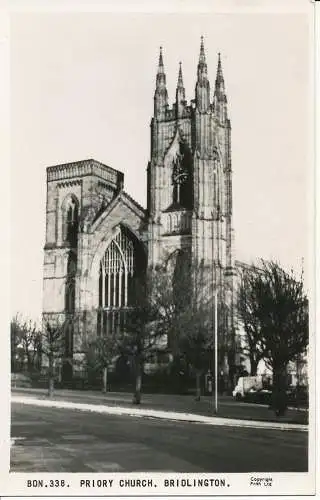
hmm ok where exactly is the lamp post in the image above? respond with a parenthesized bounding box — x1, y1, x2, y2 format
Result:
(213, 287, 218, 414)
(215, 288, 218, 413)
(211, 206, 219, 415)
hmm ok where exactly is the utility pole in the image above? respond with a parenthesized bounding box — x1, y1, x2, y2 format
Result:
(214, 288, 218, 414)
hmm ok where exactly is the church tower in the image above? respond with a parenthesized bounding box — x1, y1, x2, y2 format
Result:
(148, 39, 233, 271)
(147, 39, 235, 375)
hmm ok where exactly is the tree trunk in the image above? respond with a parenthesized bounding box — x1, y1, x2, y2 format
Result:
(227, 350, 237, 392)
(250, 356, 258, 376)
(271, 364, 287, 417)
(27, 351, 33, 374)
(48, 355, 54, 397)
(133, 356, 142, 405)
(195, 371, 201, 401)
(102, 366, 108, 393)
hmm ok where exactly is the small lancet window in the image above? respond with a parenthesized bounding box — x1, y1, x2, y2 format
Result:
(65, 249, 77, 314)
(63, 197, 79, 247)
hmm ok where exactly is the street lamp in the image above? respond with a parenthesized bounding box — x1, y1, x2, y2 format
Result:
(213, 287, 218, 414)
(211, 201, 222, 415)
(215, 288, 218, 414)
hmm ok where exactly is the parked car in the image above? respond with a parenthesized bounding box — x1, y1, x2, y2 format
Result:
(243, 386, 308, 408)
(243, 388, 272, 405)
(232, 376, 264, 400)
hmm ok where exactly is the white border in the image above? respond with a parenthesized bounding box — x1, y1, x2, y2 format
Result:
(1, 0, 317, 497)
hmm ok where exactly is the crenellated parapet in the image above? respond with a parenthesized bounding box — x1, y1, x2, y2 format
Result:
(47, 159, 124, 191)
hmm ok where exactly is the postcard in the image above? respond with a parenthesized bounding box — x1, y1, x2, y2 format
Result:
(1, 0, 317, 497)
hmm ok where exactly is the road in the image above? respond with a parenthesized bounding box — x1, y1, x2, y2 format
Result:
(11, 402, 308, 473)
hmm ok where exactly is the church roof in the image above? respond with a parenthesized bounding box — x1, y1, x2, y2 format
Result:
(122, 190, 146, 216)
(90, 189, 146, 235)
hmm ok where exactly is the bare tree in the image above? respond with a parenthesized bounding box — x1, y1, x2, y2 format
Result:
(20, 319, 42, 373)
(118, 254, 232, 403)
(237, 260, 308, 415)
(83, 334, 120, 393)
(237, 266, 265, 375)
(11, 314, 23, 372)
(11, 314, 42, 374)
(41, 315, 66, 397)
(150, 256, 215, 400)
(178, 302, 212, 400)
(120, 274, 165, 404)
(175, 259, 214, 400)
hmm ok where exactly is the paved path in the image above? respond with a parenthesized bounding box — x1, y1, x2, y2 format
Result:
(11, 402, 308, 473)
(11, 387, 308, 425)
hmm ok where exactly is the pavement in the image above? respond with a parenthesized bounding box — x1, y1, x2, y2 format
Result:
(11, 387, 308, 431)
(11, 402, 308, 472)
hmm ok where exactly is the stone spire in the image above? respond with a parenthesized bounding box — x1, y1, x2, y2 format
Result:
(154, 46, 168, 118)
(177, 62, 184, 91)
(176, 62, 186, 118)
(197, 36, 208, 81)
(156, 47, 166, 86)
(214, 53, 228, 123)
(195, 36, 210, 111)
(214, 52, 225, 95)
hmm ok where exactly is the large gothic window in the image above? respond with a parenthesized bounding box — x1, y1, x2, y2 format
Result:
(99, 226, 144, 310)
(97, 226, 145, 337)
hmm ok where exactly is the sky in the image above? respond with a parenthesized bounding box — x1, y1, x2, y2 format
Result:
(10, 10, 312, 323)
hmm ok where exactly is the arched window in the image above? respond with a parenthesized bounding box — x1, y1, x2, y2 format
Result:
(63, 196, 79, 247)
(97, 226, 146, 337)
(65, 249, 77, 313)
(98, 227, 137, 310)
(171, 141, 193, 209)
(181, 213, 187, 231)
(213, 151, 222, 219)
(173, 213, 179, 232)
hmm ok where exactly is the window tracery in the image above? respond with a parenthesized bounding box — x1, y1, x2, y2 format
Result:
(98, 227, 136, 310)
(97, 226, 145, 337)
(171, 140, 193, 209)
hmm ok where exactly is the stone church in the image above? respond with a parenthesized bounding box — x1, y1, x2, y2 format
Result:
(43, 38, 236, 381)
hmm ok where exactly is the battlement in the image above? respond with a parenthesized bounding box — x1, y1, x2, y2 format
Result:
(163, 103, 193, 121)
(159, 100, 221, 122)
(47, 159, 124, 190)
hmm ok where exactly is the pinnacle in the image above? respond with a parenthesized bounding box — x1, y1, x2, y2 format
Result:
(155, 46, 167, 91)
(177, 61, 184, 89)
(157, 46, 164, 73)
(199, 35, 206, 64)
(200, 36, 205, 54)
(197, 36, 208, 84)
(216, 52, 224, 83)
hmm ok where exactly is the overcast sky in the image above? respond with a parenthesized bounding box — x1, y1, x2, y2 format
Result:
(10, 10, 311, 322)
